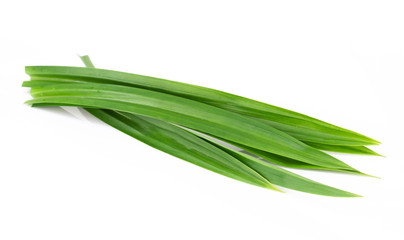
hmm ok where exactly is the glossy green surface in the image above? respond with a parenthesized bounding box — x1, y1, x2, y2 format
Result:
(202, 137, 360, 197)
(21, 56, 378, 196)
(24, 77, 380, 155)
(91, 109, 359, 197)
(87, 109, 278, 190)
(195, 135, 369, 175)
(303, 142, 381, 156)
(83, 56, 277, 191)
(25, 66, 379, 146)
(24, 81, 357, 171)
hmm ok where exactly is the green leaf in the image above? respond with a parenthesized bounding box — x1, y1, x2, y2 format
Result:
(87, 109, 279, 190)
(25, 66, 379, 146)
(193, 133, 370, 175)
(102, 110, 361, 197)
(81, 55, 279, 190)
(200, 137, 361, 197)
(24, 81, 359, 172)
(225, 141, 374, 176)
(84, 108, 359, 196)
(303, 142, 382, 156)
(23, 77, 381, 155)
(19, 55, 372, 196)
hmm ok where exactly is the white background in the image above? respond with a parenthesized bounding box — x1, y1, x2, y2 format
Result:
(1, 1, 403, 239)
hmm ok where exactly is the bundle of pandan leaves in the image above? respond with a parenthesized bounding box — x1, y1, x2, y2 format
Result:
(22, 55, 381, 197)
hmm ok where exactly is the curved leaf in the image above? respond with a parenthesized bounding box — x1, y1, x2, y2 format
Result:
(25, 66, 379, 146)
(23, 81, 357, 171)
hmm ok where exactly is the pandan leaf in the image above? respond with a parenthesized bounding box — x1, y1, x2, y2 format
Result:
(200, 136, 361, 197)
(26, 66, 379, 146)
(23, 81, 359, 172)
(21, 55, 378, 196)
(87, 109, 279, 190)
(95, 109, 360, 197)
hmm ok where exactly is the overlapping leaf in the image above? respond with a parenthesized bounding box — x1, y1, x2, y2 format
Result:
(23, 81, 359, 172)
(25, 65, 379, 146)
(21, 56, 380, 196)
(86, 109, 278, 191)
(90, 109, 360, 197)
(25, 75, 379, 156)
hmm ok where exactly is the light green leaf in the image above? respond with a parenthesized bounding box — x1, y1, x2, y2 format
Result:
(24, 81, 359, 172)
(26, 66, 379, 146)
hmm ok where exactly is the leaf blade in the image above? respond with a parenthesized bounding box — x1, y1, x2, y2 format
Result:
(25, 66, 379, 146)
(87, 109, 279, 190)
(25, 82, 358, 171)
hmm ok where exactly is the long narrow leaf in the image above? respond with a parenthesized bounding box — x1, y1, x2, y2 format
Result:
(91, 109, 360, 197)
(23, 81, 359, 171)
(87, 108, 360, 197)
(26, 66, 379, 146)
(200, 136, 361, 197)
(79, 57, 278, 190)
(194, 133, 370, 175)
(303, 142, 382, 156)
(26, 76, 380, 156)
(87, 109, 279, 190)
(81, 56, 278, 190)
(79, 56, 365, 193)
